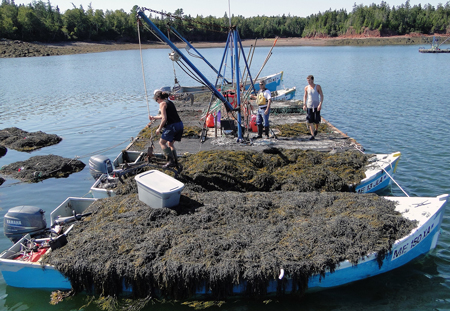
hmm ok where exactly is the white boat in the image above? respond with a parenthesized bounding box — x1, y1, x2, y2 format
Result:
(112, 150, 145, 170)
(162, 71, 284, 96)
(249, 71, 283, 92)
(306, 194, 449, 291)
(89, 150, 146, 198)
(0, 197, 96, 289)
(90, 173, 118, 199)
(355, 152, 401, 193)
(271, 86, 296, 101)
(0, 194, 447, 294)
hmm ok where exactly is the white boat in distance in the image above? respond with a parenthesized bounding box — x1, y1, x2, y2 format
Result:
(0, 194, 447, 294)
(271, 86, 296, 101)
(163, 71, 284, 96)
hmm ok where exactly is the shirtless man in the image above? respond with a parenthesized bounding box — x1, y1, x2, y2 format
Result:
(303, 75, 324, 141)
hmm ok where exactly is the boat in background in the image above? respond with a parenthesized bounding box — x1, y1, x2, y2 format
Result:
(271, 87, 296, 101)
(160, 71, 285, 101)
(419, 36, 450, 53)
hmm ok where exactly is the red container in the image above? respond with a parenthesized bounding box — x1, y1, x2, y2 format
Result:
(250, 115, 257, 132)
(206, 114, 215, 128)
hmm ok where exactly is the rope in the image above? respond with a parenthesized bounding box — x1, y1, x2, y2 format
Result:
(75, 138, 133, 160)
(137, 19, 151, 118)
(141, 7, 228, 33)
(51, 114, 143, 132)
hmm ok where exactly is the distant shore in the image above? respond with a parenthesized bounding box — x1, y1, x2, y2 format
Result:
(0, 34, 445, 58)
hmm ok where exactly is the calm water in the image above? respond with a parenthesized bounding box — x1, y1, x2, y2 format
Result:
(0, 43, 450, 310)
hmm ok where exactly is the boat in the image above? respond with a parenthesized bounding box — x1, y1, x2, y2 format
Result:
(112, 150, 145, 170)
(90, 173, 118, 198)
(89, 150, 147, 198)
(0, 194, 447, 294)
(0, 197, 96, 289)
(419, 36, 450, 53)
(246, 71, 283, 92)
(271, 86, 296, 101)
(354, 151, 401, 193)
(160, 71, 285, 100)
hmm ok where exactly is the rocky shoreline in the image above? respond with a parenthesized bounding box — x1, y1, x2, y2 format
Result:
(0, 34, 444, 58)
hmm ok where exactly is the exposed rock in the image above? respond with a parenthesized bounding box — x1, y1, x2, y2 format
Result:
(0, 145, 6, 158)
(0, 127, 62, 151)
(0, 154, 85, 182)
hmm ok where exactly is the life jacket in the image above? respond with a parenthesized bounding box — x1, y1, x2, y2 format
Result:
(256, 90, 267, 106)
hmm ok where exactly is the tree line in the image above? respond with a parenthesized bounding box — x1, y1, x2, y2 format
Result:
(0, 0, 449, 43)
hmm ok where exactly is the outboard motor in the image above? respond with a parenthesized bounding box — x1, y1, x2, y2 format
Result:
(89, 155, 113, 179)
(4, 206, 47, 243)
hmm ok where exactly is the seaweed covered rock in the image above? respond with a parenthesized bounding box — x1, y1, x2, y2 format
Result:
(0, 154, 85, 182)
(0, 145, 7, 158)
(43, 191, 416, 300)
(0, 127, 62, 151)
(178, 149, 369, 192)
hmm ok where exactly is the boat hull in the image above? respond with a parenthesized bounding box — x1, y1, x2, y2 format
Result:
(271, 87, 296, 101)
(0, 197, 97, 289)
(355, 152, 401, 193)
(1, 195, 447, 296)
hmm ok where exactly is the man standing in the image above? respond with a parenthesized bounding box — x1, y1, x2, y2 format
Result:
(251, 80, 272, 139)
(303, 75, 324, 141)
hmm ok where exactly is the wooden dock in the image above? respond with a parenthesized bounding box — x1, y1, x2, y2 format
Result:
(128, 99, 363, 155)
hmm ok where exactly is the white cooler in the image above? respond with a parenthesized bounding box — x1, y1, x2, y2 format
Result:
(135, 170, 184, 208)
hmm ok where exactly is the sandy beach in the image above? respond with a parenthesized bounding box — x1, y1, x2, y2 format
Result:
(0, 34, 444, 58)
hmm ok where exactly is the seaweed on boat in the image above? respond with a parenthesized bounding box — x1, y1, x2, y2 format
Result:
(178, 149, 370, 192)
(43, 191, 417, 301)
(0, 154, 85, 182)
(0, 127, 62, 151)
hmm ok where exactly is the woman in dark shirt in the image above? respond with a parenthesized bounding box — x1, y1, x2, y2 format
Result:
(148, 91, 184, 168)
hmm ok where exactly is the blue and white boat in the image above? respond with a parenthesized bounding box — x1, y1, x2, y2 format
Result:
(0, 194, 447, 293)
(271, 86, 296, 101)
(0, 197, 96, 289)
(355, 151, 401, 193)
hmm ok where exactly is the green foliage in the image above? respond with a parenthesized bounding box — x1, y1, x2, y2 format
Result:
(0, 1, 449, 42)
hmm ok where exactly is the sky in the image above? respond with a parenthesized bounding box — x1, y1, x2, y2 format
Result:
(16, 0, 445, 17)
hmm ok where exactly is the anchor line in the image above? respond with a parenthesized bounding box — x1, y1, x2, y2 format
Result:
(75, 138, 133, 160)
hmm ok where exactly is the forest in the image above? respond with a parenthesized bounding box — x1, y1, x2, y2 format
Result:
(0, 0, 449, 43)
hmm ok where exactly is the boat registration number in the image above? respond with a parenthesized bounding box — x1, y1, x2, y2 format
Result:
(391, 217, 439, 261)
(356, 174, 389, 193)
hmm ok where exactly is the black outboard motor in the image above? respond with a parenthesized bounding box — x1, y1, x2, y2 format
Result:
(89, 155, 113, 179)
(3, 206, 47, 243)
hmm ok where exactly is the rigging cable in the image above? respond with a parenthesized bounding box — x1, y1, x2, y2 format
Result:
(137, 18, 151, 118)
